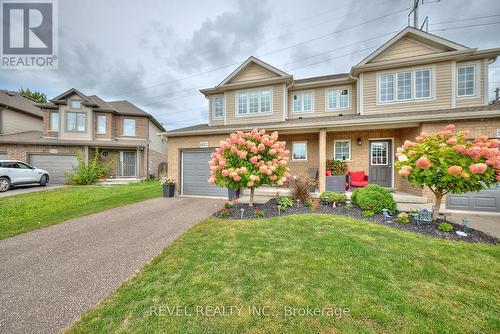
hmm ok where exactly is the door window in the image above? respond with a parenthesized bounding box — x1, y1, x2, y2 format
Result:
(371, 142, 388, 165)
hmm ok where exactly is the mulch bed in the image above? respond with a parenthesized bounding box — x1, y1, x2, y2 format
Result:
(213, 199, 498, 244)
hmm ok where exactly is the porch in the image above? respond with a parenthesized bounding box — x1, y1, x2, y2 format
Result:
(87, 147, 147, 179)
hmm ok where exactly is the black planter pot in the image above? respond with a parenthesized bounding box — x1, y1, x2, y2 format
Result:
(162, 184, 175, 198)
(228, 188, 241, 201)
(326, 176, 346, 192)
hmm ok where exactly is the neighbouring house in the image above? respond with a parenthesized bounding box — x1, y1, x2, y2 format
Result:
(0, 88, 167, 183)
(0, 90, 43, 138)
(161, 26, 500, 212)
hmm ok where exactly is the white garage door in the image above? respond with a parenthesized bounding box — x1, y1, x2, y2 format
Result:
(447, 183, 500, 212)
(29, 154, 78, 184)
(181, 150, 226, 197)
(0, 153, 6, 160)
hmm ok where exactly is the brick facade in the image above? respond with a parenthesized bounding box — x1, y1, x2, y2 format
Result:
(42, 108, 58, 138)
(114, 115, 148, 139)
(0, 144, 83, 163)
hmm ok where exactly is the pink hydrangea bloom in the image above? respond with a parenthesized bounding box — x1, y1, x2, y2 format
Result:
(446, 138, 457, 145)
(469, 163, 488, 174)
(415, 157, 431, 169)
(447, 165, 463, 175)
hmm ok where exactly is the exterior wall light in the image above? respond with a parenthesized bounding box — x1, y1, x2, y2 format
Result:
(357, 138, 362, 145)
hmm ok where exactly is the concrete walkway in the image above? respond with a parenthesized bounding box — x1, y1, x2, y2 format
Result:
(0, 183, 64, 197)
(0, 197, 221, 334)
(443, 210, 500, 238)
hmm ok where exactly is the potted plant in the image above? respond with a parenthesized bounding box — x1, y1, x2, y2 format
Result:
(227, 188, 241, 201)
(160, 176, 176, 197)
(326, 159, 348, 192)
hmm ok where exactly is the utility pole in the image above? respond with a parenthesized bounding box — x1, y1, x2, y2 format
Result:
(413, 0, 419, 28)
(495, 87, 500, 101)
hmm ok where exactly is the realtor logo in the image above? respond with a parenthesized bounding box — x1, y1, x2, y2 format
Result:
(1, 0, 58, 69)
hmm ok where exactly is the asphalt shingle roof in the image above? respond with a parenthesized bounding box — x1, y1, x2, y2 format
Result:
(0, 90, 43, 118)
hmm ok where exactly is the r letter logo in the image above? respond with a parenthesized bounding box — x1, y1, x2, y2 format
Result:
(1, 0, 58, 69)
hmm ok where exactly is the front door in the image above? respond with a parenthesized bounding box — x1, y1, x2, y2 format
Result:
(368, 140, 392, 188)
(120, 151, 136, 177)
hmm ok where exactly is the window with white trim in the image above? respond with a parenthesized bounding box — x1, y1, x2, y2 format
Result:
(293, 92, 313, 112)
(49, 112, 59, 131)
(457, 65, 475, 97)
(334, 140, 351, 161)
(237, 88, 272, 115)
(213, 95, 224, 118)
(96, 115, 106, 133)
(327, 89, 349, 109)
(378, 68, 432, 102)
(292, 141, 307, 161)
(415, 69, 431, 98)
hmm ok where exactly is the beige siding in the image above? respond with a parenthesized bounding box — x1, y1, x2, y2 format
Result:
(363, 61, 452, 114)
(148, 120, 167, 154)
(229, 63, 279, 83)
(370, 37, 445, 63)
(59, 94, 93, 141)
(288, 84, 357, 119)
(1, 108, 42, 134)
(455, 59, 486, 108)
(225, 84, 285, 125)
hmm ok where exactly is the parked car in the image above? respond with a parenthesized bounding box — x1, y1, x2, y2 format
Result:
(0, 160, 50, 192)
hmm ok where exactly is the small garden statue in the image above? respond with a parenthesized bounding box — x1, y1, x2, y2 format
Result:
(419, 208, 432, 224)
(209, 129, 291, 207)
(396, 124, 500, 221)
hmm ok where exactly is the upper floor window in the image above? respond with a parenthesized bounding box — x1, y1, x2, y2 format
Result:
(96, 115, 106, 133)
(292, 141, 307, 161)
(293, 92, 313, 113)
(378, 68, 432, 103)
(212, 95, 224, 118)
(66, 112, 86, 132)
(237, 88, 272, 116)
(334, 140, 351, 161)
(327, 89, 349, 109)
(70, 100, 81, 109)
(49, 112, 59, 131)
(457, 65, 475, 97)
(123, 118, 136, 136)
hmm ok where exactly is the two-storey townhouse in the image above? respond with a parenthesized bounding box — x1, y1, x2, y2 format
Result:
(0, 88, 167, 183)
(161, 27, 500, 212)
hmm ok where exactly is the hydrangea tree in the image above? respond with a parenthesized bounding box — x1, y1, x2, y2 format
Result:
(208, 129, 291, 206)
(395, 124, 500, 221)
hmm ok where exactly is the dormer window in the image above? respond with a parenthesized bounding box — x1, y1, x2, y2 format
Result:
(212, 95, 224, 119)
(70, 100, 81, 109)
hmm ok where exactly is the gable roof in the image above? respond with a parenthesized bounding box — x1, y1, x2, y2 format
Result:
(0, 90, 43, 118)
(217, 56, 290, 86)
(356, 26, 470, 66)
(50, 88, 93, 103)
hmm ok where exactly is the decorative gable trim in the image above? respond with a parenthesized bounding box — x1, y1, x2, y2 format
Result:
(356, 26, 470, 66)
(217, 56, 289, 87)
(50, 88, 91, 103)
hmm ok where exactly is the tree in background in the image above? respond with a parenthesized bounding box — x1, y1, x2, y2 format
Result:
(19, 88, 47, 103)
(395, 124, 500, 220)
(209, 129, 291, 206)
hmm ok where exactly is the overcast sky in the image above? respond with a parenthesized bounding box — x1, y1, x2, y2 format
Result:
(1, 0, 500, 130)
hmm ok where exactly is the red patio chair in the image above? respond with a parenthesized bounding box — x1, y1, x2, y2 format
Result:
(349, 171, 368, 188)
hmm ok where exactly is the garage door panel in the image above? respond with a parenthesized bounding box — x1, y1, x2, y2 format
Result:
(182, 150, 226, 197)
(447, 184, 500, 212)
(0, 153, 6, 160)
(29, 154, 78, 184)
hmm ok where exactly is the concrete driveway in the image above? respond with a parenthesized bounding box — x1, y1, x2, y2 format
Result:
(0, 183, 64, 197)
(0, 197, 221, 334)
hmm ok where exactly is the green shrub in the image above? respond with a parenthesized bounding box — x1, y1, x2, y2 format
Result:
(66, 148, 115, 185)
(319, 192, 347, 205)
(362, 210, 375, 217)
(397, 216, 410, 224)
(326, 159, 348, 176)
(438, 222, 454, 232)
(278, 197, 293, 208)
(303, 199, 313, 208)
(219, 208, 231, 218)
(289, 177, 310, 203)
(351, 184, 396, 214)
(254, 208, 265, 218)
(223, 202, 233, 209)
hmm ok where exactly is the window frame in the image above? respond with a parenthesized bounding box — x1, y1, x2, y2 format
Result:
(457, 64, 476, 98)
(333, 139, 351, 161)
(49, 111, 59, 132)
(291, 141, 308, 161)
(326, 88, 350, 110)
(212, 94, 224, 119)
(377, 67, 433, 104)
(236, 87, 273, 116)
(65, 111, 86, 132)
(292, 91, 314, 113)
(123, 118, 136, 136)
(69, 100, 82, 109)
(96, 114, 107, 134)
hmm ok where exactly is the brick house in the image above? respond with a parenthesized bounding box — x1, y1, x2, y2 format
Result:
(0, 88, 167, 183)
(161, 27, 500, 212)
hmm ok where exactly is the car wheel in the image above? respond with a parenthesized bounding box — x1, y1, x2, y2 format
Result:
(39, 175, 48, 187)
(0, 177, 10, 192)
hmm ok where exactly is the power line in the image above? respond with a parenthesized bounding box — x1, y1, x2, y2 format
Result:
(431, 14, 500, 26)
(430, 21, 500, 32)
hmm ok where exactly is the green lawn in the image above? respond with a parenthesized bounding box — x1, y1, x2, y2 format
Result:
(0, 181, 162, 240)
(68, 214, 500, 334)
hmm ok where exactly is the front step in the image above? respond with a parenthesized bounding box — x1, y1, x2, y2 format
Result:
(98, 178, 143, 186)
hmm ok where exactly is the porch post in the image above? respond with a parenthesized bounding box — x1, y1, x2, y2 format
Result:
(319, 128, 327, 193)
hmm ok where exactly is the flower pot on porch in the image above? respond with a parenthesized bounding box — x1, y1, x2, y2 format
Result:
(228, 188, 241, 201)
(162, 185, 175, 198)
(326, 176, 346, 193)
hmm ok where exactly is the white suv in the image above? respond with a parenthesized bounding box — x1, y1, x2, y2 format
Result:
(0, 160, 50, 192)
